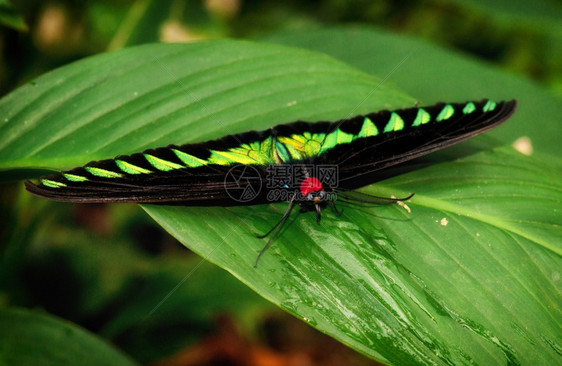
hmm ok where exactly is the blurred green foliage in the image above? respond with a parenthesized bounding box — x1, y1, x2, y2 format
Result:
(2, 0, 561, 96)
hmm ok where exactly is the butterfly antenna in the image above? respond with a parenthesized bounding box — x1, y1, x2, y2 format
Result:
(338, 190, 414, 204)
(254, 194, 297, 268)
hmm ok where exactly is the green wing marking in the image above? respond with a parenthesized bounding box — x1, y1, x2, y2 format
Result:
(85, 166, 123, 178)
(358, 117, 379, 137)
(278, 132, 325, 161)
(209, 137, 278, 165)
(483, 100, 497, 112)
(384, 112, 405, 132)
(229, 141, 273, 165)
(115, 159, 152, 175)
(412, 108, 431, 127)
(63, 173, 89, 182)
(436, 104, 455, 122)
(144, 154, 184, 171)
(41, 179, 67, 188)
(463, 102, 476, 114)
(172, 149, 207, 167)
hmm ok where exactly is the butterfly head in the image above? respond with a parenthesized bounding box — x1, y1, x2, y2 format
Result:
(300, 177, 329, 223)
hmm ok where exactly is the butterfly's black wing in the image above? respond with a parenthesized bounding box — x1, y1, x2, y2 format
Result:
(318, 99, 517, 190)
(25, 99, 517, 204)
(26, 165, 262, 206)
(25, 131, 276, 205)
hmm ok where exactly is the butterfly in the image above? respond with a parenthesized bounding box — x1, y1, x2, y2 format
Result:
(26, 99, 517, 266)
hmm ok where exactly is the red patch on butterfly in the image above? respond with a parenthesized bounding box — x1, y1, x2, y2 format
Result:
(300, 177, 323, 196)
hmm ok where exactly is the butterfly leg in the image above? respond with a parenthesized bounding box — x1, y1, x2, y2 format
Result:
(329, 200, 343, 217)
(254, 193, 297, 268)
(315, 203, 322, 224)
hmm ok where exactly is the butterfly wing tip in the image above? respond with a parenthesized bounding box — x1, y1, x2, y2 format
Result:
(24, 179, 51, 200)
(502, 99, 518, 120)
(24, 178, 72, 202)
(24, 179, 39, 193)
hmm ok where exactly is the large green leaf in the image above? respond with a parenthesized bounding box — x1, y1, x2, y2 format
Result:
(0, 40, 411, 171)
(1, 35, 560, 365)
(144, 146, 562, 365)
(0, 307, 137, 365)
